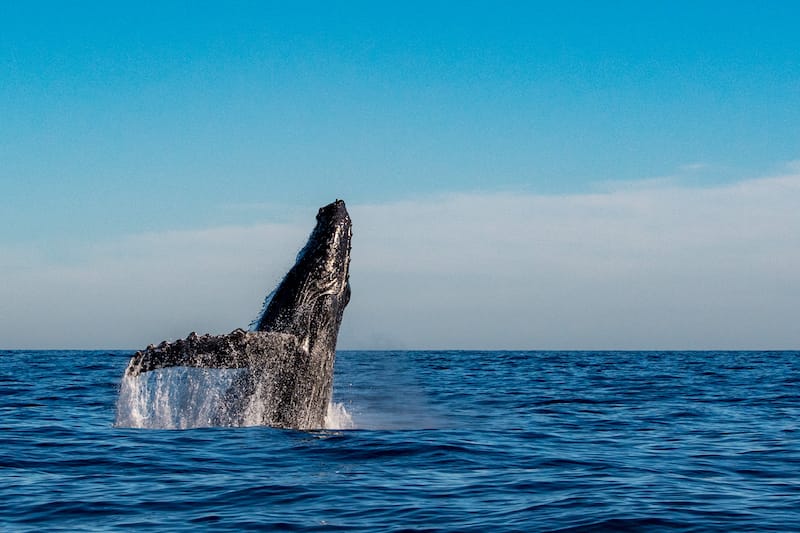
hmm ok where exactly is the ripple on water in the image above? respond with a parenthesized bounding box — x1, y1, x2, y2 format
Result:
(0, 350, 799, 531)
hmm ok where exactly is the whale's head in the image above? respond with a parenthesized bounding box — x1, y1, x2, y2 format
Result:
(255, 199, 352, 351)
(299, 199, 352, 301)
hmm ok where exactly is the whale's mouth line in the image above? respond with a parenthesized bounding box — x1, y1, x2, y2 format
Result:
(115, 200, 353, 431)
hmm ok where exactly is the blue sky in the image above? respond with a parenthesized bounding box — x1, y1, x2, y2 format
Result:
(1, 2, 799, 348)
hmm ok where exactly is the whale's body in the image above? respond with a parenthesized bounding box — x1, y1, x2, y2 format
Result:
(123, 200, 352, 430)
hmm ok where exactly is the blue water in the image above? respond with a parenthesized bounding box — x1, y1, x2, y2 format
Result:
(1, 350, 798, 531)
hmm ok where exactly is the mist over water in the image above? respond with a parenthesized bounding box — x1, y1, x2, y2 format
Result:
(332, 350, 449, 430)
(3, 349, 799, 531)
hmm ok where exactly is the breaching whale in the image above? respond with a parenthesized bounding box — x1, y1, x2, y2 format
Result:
(122, 199, 352, 430)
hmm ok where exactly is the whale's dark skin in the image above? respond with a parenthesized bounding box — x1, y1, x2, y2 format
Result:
(123, 200, 352, 430)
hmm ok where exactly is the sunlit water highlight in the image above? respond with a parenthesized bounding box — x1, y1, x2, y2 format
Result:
(2, 350, 799, 531)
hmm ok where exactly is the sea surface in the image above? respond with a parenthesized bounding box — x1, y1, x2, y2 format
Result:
(1, 350, 798, 532)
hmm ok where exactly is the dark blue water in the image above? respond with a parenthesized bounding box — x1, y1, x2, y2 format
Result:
(1, 350, 798, 531)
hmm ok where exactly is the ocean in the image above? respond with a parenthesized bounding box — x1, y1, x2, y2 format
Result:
(1, 350, 798, 531)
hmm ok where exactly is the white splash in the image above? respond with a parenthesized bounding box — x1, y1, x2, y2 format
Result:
(115, 367, 244, 429)
(324, 401, 354, 430)
(115, 368, 355, 430)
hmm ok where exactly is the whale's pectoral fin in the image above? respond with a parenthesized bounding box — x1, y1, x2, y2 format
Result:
(124, 329, 300, 377)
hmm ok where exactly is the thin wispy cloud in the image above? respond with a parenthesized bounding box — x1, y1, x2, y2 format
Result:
(2, 170, 798, 349)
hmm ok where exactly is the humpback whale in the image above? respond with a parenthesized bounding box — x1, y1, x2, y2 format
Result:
(122, 199, 352, 430)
